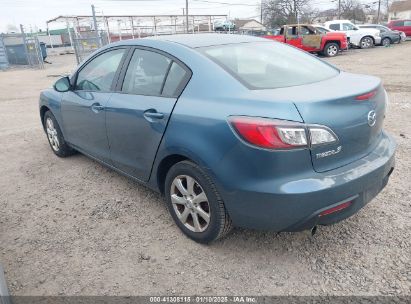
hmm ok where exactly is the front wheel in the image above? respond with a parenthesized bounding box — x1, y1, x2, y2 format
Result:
(323, 42, 340, 57)
(360, 36, 374, 49)
(43, 111, 76, 157)
(164, 160, 232, 243)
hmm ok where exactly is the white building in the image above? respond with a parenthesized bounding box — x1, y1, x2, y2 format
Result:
(389, 0, 411, 20)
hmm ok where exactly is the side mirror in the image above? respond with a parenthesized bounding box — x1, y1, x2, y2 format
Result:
(54, 76, 71, 92)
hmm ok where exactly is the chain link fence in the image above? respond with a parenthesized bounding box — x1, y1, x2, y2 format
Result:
(0, 33, 44, 69)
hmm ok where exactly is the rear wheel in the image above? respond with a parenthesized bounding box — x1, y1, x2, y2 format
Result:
(165, 160, 232, 243)
(360, 36, 374, 49)
(381, 37, 391, 47)
(43, 111, 76, 157)
(323, 42, 339, 57)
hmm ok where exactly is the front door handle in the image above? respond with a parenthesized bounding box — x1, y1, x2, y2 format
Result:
(143, 109, 164, 120)
(91, 103, 105, 113)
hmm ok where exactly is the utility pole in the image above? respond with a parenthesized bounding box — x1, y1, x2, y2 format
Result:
(338, 0, 341, 19)
(377, 0, 381, 23)
(260, 0, 263, 24)
(185, 0, 189, 33)
(91, 4, 101, 47)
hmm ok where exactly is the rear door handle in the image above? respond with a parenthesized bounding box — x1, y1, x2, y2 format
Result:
(91, 103, 105, 113)
(143, 109, 164, 120)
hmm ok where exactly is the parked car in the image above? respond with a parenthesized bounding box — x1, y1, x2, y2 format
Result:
(314, 25, 331, 34)
(214, 20, 235, 32)
(264, 24, 347, 57)
(324, 20, 381, 48)
(358, 24, 401, 46)
(40, 34, 396, 243)
(387, 19, 411, 37)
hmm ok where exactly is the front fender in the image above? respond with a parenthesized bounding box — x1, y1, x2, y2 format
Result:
(39, 89, 64, 134)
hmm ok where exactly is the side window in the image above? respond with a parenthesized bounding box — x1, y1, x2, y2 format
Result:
(162, 62, 188, 97)
(329, 23, 340, 31)
(404, 21, 411, 26)
(76, 49, 125, 91)
(342, 23, 355, 31)
(300, 26, 315, 35)
(394, 21, 404, 26)
(122, 49, 171, 96)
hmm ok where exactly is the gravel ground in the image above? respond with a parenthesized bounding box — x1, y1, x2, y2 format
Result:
(0, 42, 410, 296)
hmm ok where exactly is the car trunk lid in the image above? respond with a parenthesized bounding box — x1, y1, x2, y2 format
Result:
(255, 72, 386, 172)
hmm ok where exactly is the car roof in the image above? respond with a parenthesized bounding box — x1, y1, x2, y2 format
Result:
(115, 33, 266, 48)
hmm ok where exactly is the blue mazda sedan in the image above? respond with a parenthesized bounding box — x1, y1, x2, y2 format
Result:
(39, 34, 396, 243)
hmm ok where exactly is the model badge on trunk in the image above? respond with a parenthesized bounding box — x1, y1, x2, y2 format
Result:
(316, 146, 342, 159)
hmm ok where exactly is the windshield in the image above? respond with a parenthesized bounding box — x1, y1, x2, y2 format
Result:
(200, 41, 339, 90)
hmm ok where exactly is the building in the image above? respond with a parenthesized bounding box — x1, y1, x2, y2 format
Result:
(312, 9, 339, 24)
(234, 19, 266, 33)
(389, 0, 411, 20)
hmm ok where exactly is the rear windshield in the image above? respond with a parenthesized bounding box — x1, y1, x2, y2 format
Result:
(200, 41, 339, 90)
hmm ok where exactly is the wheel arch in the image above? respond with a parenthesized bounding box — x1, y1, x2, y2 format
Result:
(363, 35, 375, 44)
(325, 40, 341, 47)
(155, 154, 193, 195)
(40, 105, 50, 130)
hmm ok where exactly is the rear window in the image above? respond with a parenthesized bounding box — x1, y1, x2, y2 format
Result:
(329, 24, 340, 30)
(199, 41, 339, 90)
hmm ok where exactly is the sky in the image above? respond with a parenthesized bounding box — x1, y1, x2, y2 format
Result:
(0, 0, 338, 33)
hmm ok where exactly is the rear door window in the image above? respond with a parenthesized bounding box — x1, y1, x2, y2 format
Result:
(122, 49, 171, 96)
(404, 21, 411, 26)
(162, 62, 188, 97)
(329, 23, 340, 31)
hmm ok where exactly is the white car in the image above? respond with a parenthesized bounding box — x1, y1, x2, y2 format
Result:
(323, 20, 381, 48)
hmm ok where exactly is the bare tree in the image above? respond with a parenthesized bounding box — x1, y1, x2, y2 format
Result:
(339, 0, 366, 22)
(262, 0, 314, 27)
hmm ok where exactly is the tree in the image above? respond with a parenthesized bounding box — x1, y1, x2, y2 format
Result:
(339, 0, 366, 22)
(262, 0, 315, 28)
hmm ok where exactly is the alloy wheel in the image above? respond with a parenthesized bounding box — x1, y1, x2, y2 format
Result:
(170, 175, 211, 232)
(361, 37, 373, 48)
(46, 117, 60, 152)
(327, 45, 338, 56)
(382, 38, 391, 46)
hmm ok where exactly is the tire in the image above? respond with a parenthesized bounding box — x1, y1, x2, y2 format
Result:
(360, 36, 374, 49)
(43, 111, 76, 157)
(323, 42, 340, 57)
(381, 37, 391, 47)
(164, 160, 232, 243)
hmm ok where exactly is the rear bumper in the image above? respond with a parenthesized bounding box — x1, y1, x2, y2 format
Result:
(221, 131, 396, 231)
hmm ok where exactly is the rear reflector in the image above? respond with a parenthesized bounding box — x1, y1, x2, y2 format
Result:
(355, 90, 377, 101)
(319, 201, 352, 217)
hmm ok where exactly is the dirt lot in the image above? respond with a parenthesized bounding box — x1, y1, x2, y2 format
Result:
(0, 43, 410, 296)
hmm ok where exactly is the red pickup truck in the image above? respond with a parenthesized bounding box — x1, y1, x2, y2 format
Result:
(264, 24, 348, 57)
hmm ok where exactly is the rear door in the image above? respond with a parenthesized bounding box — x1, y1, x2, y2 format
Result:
(285, 26, 303, 49)
(106, 47, 191, 181)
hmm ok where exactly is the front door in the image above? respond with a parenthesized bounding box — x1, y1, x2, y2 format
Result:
(61, 48, 127, 163)
(106, 48, 190, 181)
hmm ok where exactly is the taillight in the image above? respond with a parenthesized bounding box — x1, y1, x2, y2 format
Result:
(229, 116, 338, 150)
(229, 116, 307, 149)
(355, 90, 377, 100)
